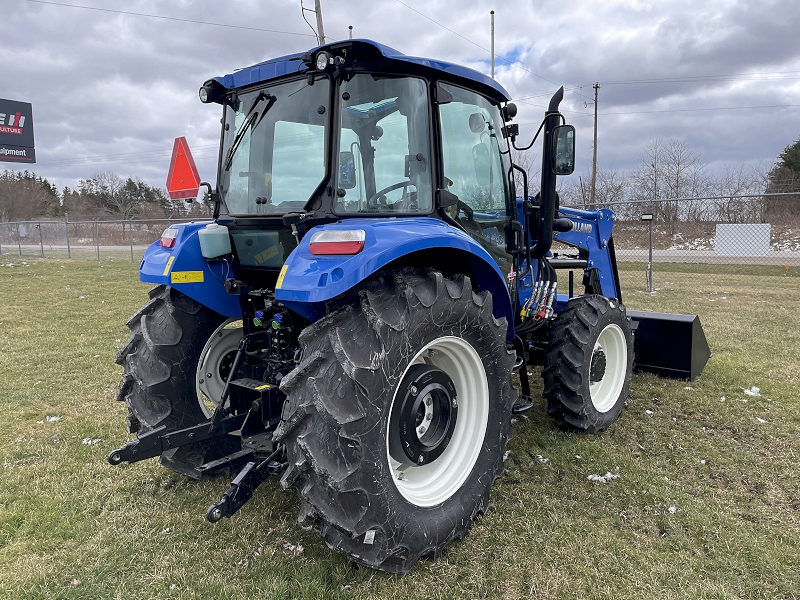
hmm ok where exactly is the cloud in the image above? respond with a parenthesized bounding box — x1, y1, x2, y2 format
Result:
(2, 0, 798, 193)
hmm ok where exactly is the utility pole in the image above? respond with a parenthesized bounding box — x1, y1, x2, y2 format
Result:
(490, 11, 495, 79)
(314, 0, 326, 45)
(590, 82, 599, 205)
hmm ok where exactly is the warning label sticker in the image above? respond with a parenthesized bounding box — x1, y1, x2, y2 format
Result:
(171, 271, 204, 283)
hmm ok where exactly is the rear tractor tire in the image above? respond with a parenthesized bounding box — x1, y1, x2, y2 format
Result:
(115, 285, 242, 477)
(543, 295, 633, 433)
(274, 270, 516, 573)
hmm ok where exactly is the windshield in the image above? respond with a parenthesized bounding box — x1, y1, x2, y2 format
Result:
(334, 75, 432, 214)
(219, 77, 330, 215)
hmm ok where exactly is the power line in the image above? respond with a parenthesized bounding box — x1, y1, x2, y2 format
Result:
(24, 0, 317, 37)
(564, 103, 800, 119)
(599, 71, 800, 86)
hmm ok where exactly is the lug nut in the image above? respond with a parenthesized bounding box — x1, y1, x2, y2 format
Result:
(410, 384, 418, 396)
(397, 472, 406, 481)
(425, 397, 432, 406)
(206, 373, 212, 379)
(452, 398, 458, 408)
(417, 455, 425, 464)
(425, 413, 432, 421)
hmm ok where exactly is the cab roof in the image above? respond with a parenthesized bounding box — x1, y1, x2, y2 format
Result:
(212, 39, 511, 104)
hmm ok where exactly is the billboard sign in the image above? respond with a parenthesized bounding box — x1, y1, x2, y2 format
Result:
(0, 98, 35, 164)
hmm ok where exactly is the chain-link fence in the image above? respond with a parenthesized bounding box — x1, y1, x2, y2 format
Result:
(2, 196, 798, 291)
(572, 193, 800, 294)
(0, 217, 201, 262)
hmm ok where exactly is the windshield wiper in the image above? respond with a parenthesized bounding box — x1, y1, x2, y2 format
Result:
(223, 91, 276, 171)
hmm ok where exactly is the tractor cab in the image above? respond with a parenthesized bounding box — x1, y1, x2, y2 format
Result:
(201, 40, 528, 283)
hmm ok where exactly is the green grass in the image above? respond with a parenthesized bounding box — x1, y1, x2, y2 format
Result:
(0, 259, 798, 599)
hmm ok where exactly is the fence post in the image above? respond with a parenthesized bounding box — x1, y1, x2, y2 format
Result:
(95, 220, 100, 261)
(129, 220, 134, 262)
(38, 223, 44, 257)
(65, 213, 71, 259)
(647, 217, 653, 292)
(17, 223, 22, 256)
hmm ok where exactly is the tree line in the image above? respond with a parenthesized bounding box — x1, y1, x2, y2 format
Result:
(2, 136, 799, 223)
(0, 170, 212, 222)
(520, 137, 800, 225)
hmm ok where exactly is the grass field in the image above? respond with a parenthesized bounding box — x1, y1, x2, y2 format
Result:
(0, 259, 798, 599)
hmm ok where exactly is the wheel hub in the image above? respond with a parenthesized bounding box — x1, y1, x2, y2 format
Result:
(389, 364, 458, 466)
(196, 321, 243, 417)
(590, 346, 607, 384)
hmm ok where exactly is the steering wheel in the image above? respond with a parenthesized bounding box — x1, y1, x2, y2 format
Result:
(367, 181, 412, 206)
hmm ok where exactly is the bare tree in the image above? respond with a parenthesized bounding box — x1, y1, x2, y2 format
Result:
(710, 162, 767, 223)
(0, 170, 59, 220)
(627, 139, 710, 232)
(510, 148, 539, 198)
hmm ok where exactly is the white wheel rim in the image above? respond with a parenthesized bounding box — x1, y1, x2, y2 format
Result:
(387, 336, 489, 507)
(195, 319, 243, 417)
(589, 323, 627, 413)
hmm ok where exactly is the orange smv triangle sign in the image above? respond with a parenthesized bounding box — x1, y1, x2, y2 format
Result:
(166, 136, 202, 200)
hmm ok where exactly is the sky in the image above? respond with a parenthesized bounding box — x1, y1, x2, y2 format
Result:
(3, 0, 800, 194)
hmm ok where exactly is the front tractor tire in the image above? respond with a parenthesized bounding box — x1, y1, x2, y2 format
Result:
(543, 295, 634, 433)
(274, 270, 516, 573)
(115, 285, 241, 477)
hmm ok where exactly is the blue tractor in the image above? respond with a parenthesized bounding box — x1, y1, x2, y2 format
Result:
(109, 40, 709, 573)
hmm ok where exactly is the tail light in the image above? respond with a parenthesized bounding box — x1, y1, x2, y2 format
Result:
(308, 229, 365, 255)
(160, 227, 179, 248)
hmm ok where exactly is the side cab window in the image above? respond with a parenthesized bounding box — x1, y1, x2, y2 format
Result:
(437, 82, 513, 276)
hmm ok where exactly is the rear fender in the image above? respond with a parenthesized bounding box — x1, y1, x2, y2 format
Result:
(275, 217, 514, 339)
(139, 222, 240, 318)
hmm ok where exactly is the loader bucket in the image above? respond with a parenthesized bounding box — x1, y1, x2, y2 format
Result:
(628, 310, 711, 381)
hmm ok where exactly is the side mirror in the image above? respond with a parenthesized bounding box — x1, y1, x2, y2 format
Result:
(552, 125, 575, 175)
(338, 151, 357, 189)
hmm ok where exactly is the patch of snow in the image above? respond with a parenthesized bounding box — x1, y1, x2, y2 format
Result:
(668, 506, 677, 514)
(645, 409, 653, 415)
(588, 472, 619, 483)
(82, 438, 101, 445)
(37, 415, 62, 424)
(283, 542, 304, 557)
(743, 386, 761, 397)
(536, 455, 549, 464)
(755, 417, 766, 424)
(720, 396, 726, 402)
(700, 459, 706, 465)
(503, 450, 511, 462)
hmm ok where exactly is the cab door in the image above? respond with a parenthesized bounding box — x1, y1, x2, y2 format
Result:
(437, 82, 514, 279)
